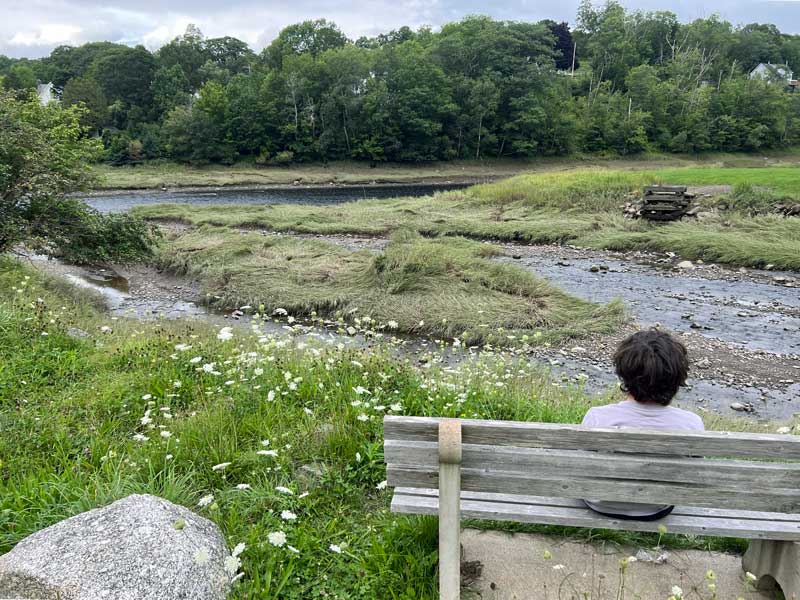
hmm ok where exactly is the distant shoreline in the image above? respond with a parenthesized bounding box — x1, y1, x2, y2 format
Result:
(78, 178, 486, 197)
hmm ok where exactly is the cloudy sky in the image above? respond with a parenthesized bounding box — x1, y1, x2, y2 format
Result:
(3, 0, 800, 59)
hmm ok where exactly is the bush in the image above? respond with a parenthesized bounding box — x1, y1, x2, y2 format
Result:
(270, 150, 295, 165)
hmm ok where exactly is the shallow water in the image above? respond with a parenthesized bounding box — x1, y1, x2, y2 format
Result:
(499, 255, 800, 355)
(83, 183, 470, 213)
(52, 262, 799, 420)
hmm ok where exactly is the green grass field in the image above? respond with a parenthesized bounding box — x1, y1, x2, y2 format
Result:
(0, 259, 780, 598)
(138, 165, 800, 270)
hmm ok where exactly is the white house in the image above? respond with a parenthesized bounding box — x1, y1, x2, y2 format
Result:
(749, 63, 793, 83)
(36, 82, 56, 105)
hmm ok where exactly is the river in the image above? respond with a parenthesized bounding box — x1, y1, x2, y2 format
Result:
(82, 183, 472, 213)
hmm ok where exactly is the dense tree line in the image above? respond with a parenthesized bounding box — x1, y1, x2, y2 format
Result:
(3, 1, 800, 164)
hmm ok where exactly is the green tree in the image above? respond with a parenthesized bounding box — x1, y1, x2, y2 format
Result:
(263, 19, 348, 69)
(151, 64, 191, 117)
(0, 91, 156, 261)
(61, 76, 109, 134)
(157, 24, 209, 90)
(3, 65, 37, 91)
(205, 36, 255, 74)
(90, 45, 157, 111)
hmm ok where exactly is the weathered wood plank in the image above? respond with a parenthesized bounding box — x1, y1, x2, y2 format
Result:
(384, 440, 800, 488)
(384, 416, 800, 460)
(390, 493, 800, 541)
(387, 466, 800, 513)
(395, 488, 800, 523)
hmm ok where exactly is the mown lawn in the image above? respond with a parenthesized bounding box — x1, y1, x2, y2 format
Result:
(0, 259, 775, 598)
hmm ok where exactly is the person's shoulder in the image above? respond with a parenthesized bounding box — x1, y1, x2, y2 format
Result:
(667, 405, 705, 430)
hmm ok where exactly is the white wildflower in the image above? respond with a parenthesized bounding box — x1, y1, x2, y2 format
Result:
(257, 450, 278, 457)
(197, 494, 214, 507)
(217, 327, 234, 341)
(235, 483, 251, 490)
(160, 431, 172, 439)
(267, 531, 287, 547)
(281, 510, 297, 521)
(212, 462, 231, 471)
(376, 480, 388, 490)
(190, 356, 203, 364)
(329, 544, 342, 553)
(275, 486, 293, 495)
(224, 555, 241, 576)
(232, 542, 246, 557)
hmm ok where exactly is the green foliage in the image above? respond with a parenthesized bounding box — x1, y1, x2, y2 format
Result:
(9, 9, 800, 166)
(61, 76, 109, 133)
(0, 259, 603, 598)
(2, 65, 37, 91)
(89, 45, 156, 111)
(0, 259, 773, 596)
(0, 91, 157, 262)
(157, 228, 623, 344)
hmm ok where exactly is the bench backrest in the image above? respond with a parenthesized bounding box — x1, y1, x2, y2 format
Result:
(384, 416, 800, 513)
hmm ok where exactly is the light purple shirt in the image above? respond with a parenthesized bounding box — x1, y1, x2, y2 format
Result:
(582, 400, 705, 431)
(580, 400, 705, 518)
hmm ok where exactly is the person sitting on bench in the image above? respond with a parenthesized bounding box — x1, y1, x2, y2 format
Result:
(581, 329, 704, 521)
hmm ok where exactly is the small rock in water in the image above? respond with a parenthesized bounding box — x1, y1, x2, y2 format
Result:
(511, 255, 522, 260)
(730, 402, 754, 413)
(676, 260, 694, 270)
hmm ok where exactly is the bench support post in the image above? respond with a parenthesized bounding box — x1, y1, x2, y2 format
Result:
(438, 420, 462, 600)
(742, 540, 800, 600)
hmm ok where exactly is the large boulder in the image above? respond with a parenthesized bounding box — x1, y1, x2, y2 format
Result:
(0, 494, 230, 600)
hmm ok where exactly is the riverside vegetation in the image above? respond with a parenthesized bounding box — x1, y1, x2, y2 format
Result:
(0, 259, 779, 599)
(139, 165, 800, 273)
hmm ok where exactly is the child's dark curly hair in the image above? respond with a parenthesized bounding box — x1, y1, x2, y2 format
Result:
(613, 329, 689, 405)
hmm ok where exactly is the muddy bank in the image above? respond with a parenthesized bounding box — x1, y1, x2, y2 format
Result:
(27, 251, 799, 421)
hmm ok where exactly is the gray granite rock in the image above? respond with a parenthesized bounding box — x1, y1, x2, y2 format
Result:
(0, 494, 230, 600)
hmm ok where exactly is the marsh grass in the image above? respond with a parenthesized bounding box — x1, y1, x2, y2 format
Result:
(138, 165, 800, 269)
(157, 228, 624, 345)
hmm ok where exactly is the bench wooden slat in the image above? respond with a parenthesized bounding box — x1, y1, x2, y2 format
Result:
(387, 465, 800, 513)
(384, 416, 800, 460)
(391, 491, 800, 541)
(395, 488, 800, 523)
(385, 440, 800, 488)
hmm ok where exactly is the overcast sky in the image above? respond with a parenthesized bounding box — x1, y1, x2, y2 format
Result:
(3, 0, 800, 59)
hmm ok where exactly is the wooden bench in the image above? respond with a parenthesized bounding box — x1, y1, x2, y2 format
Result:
(384, 415, 800, 600)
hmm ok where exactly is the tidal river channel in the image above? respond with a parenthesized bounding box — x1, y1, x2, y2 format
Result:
(49, 184, 800, 421)
(82, 183, 471, 213)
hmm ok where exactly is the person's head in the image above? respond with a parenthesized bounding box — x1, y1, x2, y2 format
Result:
(613, 329, 689, 405)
